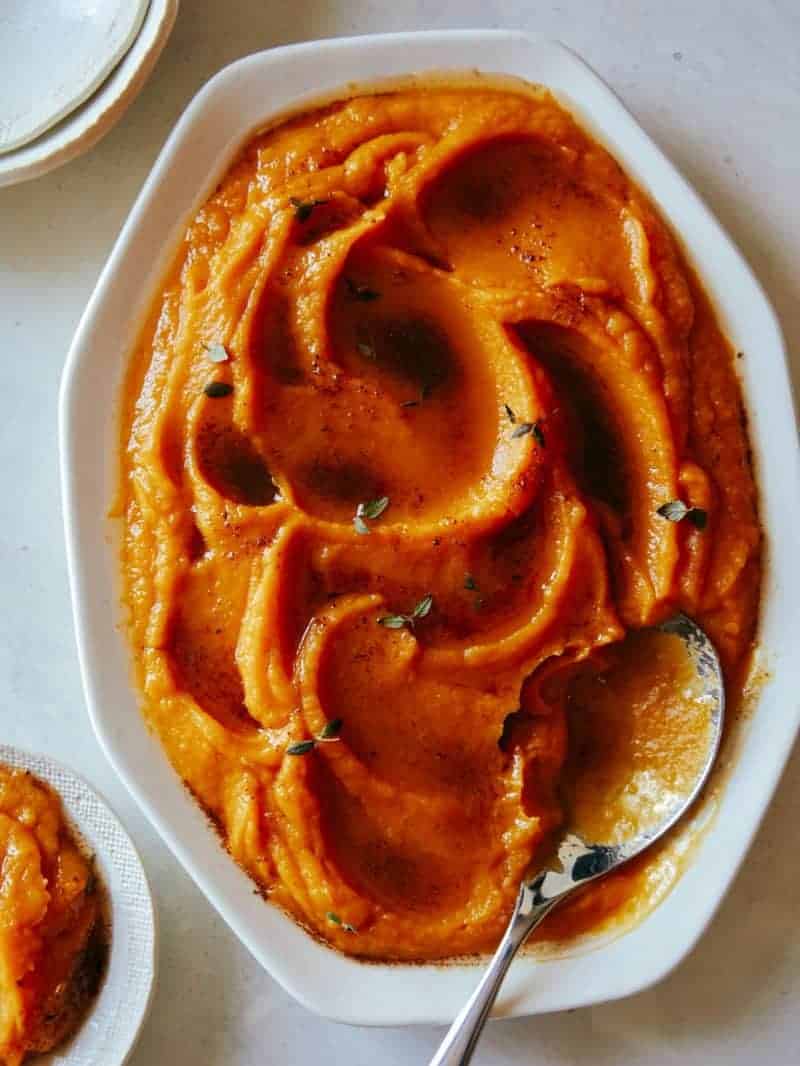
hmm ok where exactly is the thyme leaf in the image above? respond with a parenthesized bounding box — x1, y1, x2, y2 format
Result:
(378, 594, 434, 629)
(327, 912, 357, 933)
(657, 500, 708, 529)
(286, 739, 316, 756)
(287, 718, 345, 756)
(290, 196, 328, 222)
(206, 342, 229, 364)
(361, 496, 389, 520)
(411, 593, 434, 619)
(318, 717, 343, 741)
(204, 381, 233, 398)
(354, 496, 389, 534)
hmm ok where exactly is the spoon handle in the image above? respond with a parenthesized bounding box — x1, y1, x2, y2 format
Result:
(428, 887, 558, 1066)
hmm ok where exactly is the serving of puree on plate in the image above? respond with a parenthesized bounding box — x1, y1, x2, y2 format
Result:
(0, 766, 106, 1065)
(118, 83, 760, 961)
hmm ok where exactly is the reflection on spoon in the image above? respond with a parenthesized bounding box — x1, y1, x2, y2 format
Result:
(429, 614, 724, 1066)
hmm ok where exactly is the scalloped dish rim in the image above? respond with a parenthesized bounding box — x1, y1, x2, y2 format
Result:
(59, 30, 799, 1026)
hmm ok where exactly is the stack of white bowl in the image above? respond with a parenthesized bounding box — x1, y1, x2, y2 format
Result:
(0, 0, 178, 187)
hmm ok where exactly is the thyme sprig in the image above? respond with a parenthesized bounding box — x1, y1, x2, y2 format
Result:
(378, 594, 434, 629)
(287, 718, 344, 756)
(353, 496, 389, 534)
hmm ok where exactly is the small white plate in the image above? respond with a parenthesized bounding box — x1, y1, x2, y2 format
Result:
(0, 746, 156, 1066)
(0, 0, 178, 188)
(0, 0, 149, 154)
(60, 31, 800, 1026)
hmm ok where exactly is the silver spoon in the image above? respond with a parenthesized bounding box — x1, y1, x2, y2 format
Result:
(429, 614, 724, 1066)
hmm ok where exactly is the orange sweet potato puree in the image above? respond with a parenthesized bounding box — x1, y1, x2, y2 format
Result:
(0, 767, 106, 1065)
(119, 84, 760, 960)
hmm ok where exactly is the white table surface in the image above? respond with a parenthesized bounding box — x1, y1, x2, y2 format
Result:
(2, 2, 798, 1064)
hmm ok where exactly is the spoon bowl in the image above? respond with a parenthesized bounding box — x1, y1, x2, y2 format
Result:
(430, 613, 724, 1066)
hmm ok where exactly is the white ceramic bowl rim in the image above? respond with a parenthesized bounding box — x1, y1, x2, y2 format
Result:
(59, 30, 800, 1026)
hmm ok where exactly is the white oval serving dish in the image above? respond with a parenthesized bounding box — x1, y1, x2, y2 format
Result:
(59, 30, 800, 1026)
